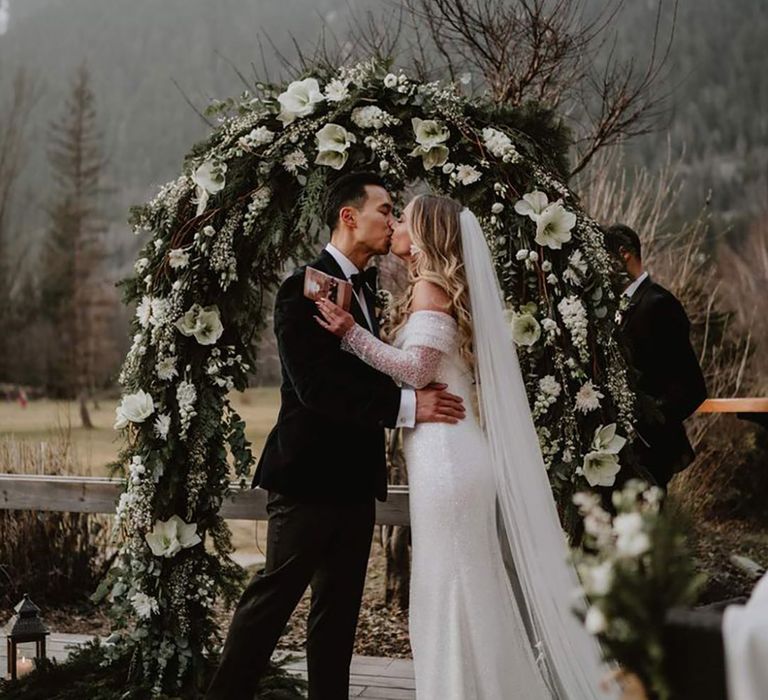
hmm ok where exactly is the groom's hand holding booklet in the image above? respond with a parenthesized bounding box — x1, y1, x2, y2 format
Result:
(303, 266, 353, 310)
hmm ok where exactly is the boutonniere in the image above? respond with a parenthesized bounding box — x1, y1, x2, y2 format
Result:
(374, 288, 394, 327)
(615, 295, 631, 325)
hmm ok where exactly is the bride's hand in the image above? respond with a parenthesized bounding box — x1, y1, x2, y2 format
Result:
(314, 298, 356, 338)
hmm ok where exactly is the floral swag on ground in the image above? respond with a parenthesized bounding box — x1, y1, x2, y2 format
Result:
(107, 59, 635, 696)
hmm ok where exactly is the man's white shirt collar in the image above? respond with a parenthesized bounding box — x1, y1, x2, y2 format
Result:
(624, 271, 649, 299)
(325, 243, 359, 280)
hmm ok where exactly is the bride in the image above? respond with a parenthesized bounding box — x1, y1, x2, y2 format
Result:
(315, 194, 616, 699)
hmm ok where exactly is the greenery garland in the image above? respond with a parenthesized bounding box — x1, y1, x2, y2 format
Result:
(104, 57, 635, 695)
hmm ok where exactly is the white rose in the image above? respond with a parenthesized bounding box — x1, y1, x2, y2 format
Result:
(114, 390, 155, 430)
(384, 73, 398, 88)
(510, 313, 541, 347)
(514, 191, 549, 221)
(168, 248, 189, 270)
(277, 78, 324, 125)
(535, 201, 576, 250)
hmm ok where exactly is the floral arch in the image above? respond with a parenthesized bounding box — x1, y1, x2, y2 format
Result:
(108, 58, 635, 696)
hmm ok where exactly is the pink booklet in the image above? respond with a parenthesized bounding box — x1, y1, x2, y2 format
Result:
(303, 267, 353, 311)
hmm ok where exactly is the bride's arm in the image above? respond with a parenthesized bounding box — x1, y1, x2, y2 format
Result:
(315, 280, 456, 389)
(340, 324, 445, 389)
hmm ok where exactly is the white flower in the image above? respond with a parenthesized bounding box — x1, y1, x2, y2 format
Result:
(114, 390, 155, 430)
(128, 455, 145, 482)
(576, 381, 604, 414)
(315, 123, 356, 170)
(239, 126, 274, 150)
(528, 251, 539, 262)
(351, 105, 392, 130)
(491, 202, 504, 214)
(176, 304, 224, 346)
(202, 225, 216, 237)
(535, 201, 576, 249)
(572, 491, 601, 513)
(510, 313, 541, 347)
(384, 73, 398, 88)
(136, 296, 152, 328)
(580, 560, 614, 597)
(442, 162, 455, 174)
(514, 191, 549, 220)
(582, 451, 621, 487)
(455, 164, 481, 186)
(277, 77, 324, 125)
(515, 249, 529, 261)
(154, 413, 171, 440)
(563, 249, 588, 286)
(130, 591, 159, 620)
(410, 118, 450, 170)
(482, 127, 519, 161)
(585, 605, 607, 634)
(192, 159, 227, 195)
(283, 149, 308, 174)
(145, 515, 201, 559)
(155, 356, 178, 381)
(168, 248, 189, 270)
(324, 78, 350, 102)
(539, 375, 561, 398)
(134, 258, 149, 274)
(591, 424, 627, 454)
(614, 513, 651, 557)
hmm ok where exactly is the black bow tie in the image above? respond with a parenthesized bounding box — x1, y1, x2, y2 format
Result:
(350, 267, 378, 295)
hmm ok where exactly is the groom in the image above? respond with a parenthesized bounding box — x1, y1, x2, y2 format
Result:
(206, 171, 465, 700)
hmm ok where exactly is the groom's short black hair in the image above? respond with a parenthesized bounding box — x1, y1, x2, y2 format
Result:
(324, 171, 387, 231)
(604, 223, 643, 262)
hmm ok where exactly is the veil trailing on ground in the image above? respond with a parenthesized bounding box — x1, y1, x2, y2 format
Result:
(459, 208, 617, 699)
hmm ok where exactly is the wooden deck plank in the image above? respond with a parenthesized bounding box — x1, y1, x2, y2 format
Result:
(0, 633, 416, 699)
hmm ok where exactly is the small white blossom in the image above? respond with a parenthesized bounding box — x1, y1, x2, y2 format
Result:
(455, 164, 481, 186)
(154, 413, 171, 440)
(575, 381, 604, 414)
(324, 78, 350, 102)
(168, 248, 189, 269)
(585, 605, 607, 634)
(130, 591, 159, 620)
(283, 149, 308, 174)
(155, 356, 178, 381)
(384, 73, 398, 88)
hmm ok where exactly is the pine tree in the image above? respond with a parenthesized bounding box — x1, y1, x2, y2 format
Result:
(41, 63, 116, 426)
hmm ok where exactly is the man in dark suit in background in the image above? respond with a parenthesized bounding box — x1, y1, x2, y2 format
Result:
(604, 224, 708, 489)
(207, 172, 465, 700)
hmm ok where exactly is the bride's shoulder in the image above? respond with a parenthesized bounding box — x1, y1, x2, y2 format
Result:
(411, 280, 453, 317)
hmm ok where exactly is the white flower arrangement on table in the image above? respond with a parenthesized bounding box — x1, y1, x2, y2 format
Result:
(572, 481, 706, 700)
(111, 57, 638, 696)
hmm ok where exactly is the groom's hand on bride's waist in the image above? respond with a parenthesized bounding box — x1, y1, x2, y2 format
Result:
(415, 383, 466, 424)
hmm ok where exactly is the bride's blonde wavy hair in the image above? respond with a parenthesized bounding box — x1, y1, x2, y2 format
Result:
(387, 194, 474, 372)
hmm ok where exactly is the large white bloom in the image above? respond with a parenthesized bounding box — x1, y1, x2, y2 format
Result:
(514, 191, 550, 221)
(410, 117, 450, 170)
(114, 390, 155, 430)
(192, 159, 227, 195)
(315, 123, 356, 170)
(582, 451, 621, 487)
(175, 304, 224, 346)
(510, 312, 541, 347)
(277, 78, 324, 125)
(591, 423, 627, 454)
(535, 201, 576, 249)
(145, 515, 201, 559)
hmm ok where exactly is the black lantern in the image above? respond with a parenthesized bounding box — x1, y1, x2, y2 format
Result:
(5, 594, 49, 680)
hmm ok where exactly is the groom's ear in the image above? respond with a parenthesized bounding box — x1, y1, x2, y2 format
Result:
(339, 205, 357, 229)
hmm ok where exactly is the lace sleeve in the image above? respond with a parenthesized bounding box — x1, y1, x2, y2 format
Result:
(341, 311, 458, 389)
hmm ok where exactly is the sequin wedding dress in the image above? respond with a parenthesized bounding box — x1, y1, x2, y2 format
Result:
(339, 210, 616, 700)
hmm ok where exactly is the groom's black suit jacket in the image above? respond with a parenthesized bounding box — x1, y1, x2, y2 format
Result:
(253, 250, 402, 502)
(620, 275, 707, 486)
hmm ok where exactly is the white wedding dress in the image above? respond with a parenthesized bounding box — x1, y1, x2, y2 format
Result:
(341, 209, 615, 700)
(344, 311, 552, 698)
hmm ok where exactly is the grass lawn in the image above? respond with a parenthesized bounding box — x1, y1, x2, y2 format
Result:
(0, 387, 282, 554)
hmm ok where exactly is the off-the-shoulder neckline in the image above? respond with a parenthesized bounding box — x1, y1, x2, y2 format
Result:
(407, 309, 458, 325)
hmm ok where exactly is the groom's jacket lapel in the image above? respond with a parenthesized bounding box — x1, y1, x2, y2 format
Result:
(620, 276, 652, 331)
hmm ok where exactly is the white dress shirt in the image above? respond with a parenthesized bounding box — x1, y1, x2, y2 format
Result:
(324, 243, 416, 428)
(623, 270, 649, 299)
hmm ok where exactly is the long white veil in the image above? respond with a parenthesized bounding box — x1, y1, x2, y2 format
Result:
(459, 208, 616, 699)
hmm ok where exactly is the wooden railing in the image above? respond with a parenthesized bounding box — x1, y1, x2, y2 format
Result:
(0, 474, 411, 526)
